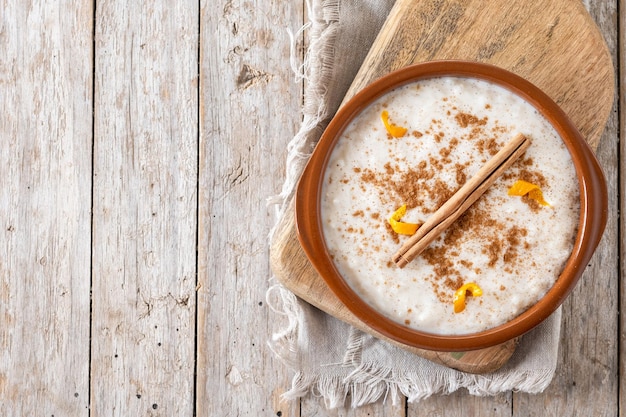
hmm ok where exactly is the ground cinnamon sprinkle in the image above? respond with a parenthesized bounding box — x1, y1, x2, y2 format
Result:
(518, 156, 534, 166)
(460, 259, 473, 269)
(518, 168, 548, 188)
(428, 179, 458, 211)
(477, 137, 499, 156)
(521, 195, 543, 212)
(444, 276, 464, 292)
(455, 163, 467, 186)
(360, 168, 377, 183)
(422, 246, 463, 302)
(503, 226, 527, 264)
(429, 155, 444, 171)
(384, 221, 399, 244)
(455, 112, 488, 128)
(503, 157, 544, 184)
(485, 240, 502, 267)
(359, 161, 438, 210)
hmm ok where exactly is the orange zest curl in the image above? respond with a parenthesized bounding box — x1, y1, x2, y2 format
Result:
(508, 180, 551, 207)
(453, 282, 483, 313)
(388, 204, 420, 236)
(381, 110, 408, 138)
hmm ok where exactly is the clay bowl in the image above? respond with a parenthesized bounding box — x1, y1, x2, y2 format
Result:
(295, 60, 607, 351)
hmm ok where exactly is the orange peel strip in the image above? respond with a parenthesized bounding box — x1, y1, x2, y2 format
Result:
(381, 110, 408, 138)
(388, 204, 420, 236)
(453, 282, 483, 313)
(508, 179, 550, 206)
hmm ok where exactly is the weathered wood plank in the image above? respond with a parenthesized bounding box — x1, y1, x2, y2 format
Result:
(618, 0, 626, 413)
(90, 1, 198, 415)
(415, 393, 512, 417)
(0, 1, 93, 415)
(301, 398, 405, 416)
(197, 0, 303, 415)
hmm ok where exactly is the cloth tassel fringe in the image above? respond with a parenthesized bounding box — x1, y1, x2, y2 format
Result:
(267, 0, 340, 240)
(281, 358, 554, 408)
(265, 284, 302, 370)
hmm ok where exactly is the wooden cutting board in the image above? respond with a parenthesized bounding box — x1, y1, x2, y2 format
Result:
(270, 0, 614, 374)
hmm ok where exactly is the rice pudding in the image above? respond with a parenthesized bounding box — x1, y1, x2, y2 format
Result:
(320, 76, 580, 335)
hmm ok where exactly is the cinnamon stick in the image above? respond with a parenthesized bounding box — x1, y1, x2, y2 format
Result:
(392, 133, 531, 268)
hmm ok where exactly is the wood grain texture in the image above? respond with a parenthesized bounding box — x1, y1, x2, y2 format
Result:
(620, 0, 626, 413)
(270, 0, 614, 378)
(606, 0, 626, 417)
(0, 1, 93, 415)
(196, 0, 303, 416)
(301, 398, 405, 417)
(90, 1, 198, 415)
(415, 393, 513, 417)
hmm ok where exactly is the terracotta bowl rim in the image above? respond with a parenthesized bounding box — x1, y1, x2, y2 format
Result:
(295, 60, 608, 351)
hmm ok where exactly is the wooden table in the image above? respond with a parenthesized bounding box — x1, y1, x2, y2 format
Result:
(0, 1, 619, 416)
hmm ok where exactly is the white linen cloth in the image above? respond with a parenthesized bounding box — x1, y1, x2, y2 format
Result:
(268, 0, 560, 408)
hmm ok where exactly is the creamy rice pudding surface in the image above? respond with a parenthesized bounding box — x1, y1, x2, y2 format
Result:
(321, 76, 580, 335)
